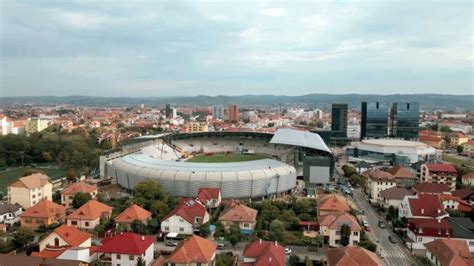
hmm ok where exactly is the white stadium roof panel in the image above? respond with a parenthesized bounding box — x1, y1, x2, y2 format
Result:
(270, 128, 332, 153)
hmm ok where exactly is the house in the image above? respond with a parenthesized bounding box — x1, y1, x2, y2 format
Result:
(196, 188, 221, 209)
(319, 212, 361, 247)
(406, 218, 453, 250)
(242, 240, 285, 266)
(298, 221, 319, 232)
(166, 235, 217, 265)
(66, 200, 113, 230)
(438, 194, 465, 211)
(21, 199, 66, 228)
(399, 194, 448, 220)
(419, 135, 445, 149)
(8, 173, 53, 208)
(463, 140, 474, 157)
(354, 161, 371, 175)
(0, 203, 23, 225)
(61, 182, 98, 209)
(362, 169, 396, 201)
(452, 188, 474, 205)
(385, 165, 417, 187)
(97, 232, 154, 266)
(218, 201, 258, 235)
(326, 246, 382, 266)
(461, 172, 474, 187)
(161, 199, 209, 235)
(420, 163, 457, 191)
(424, 239, 472, 266)
(412, 183, 451, 195)
(115, 204, 152, 226)
(318, 194, 350, 218)
(379, 187, 416, 209)
(448, 217, 474, 252)
(447, 132, 469, 148)
(0, 254, 86, 266)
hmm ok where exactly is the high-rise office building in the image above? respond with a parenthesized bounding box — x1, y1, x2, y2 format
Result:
(390, 102, 420, 140)
(165, 104, 172, 118)
(228, 104, 240, 122)
(212, 105, 224, 119)
(331, 103, 348, 134)
(361, 102, 389, 140)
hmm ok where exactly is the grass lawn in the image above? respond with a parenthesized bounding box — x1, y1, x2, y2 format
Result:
(442, 154, 474, 167)
(187, 153, 269, 163)
(0, 166, 67, 194)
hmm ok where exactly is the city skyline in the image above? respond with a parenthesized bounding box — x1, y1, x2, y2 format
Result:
(1, 1, 472, 97)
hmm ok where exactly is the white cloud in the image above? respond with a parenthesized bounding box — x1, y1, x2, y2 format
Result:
(56, 11, 115, 29)
(259, 8, 286, 17)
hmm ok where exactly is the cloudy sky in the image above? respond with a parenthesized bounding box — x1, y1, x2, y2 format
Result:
(0, 0, 472, 97)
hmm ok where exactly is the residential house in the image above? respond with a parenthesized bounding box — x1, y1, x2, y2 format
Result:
(447, 132, 469, 148)
(463, 140, 474, 157)
(461, 172, 474, 187)
(161, 199, 209, 235)
(412, 183, 451, 195)
(448, 217, 474, 253)
(8, 173, 53, 208)
(166, 235, 217, 266)
(362, 169, 396, 201)
(386, 165, 417, 187)
(218, 201, 258, 235)
(97, 232, 154, 266)
(196, 188, 222, 209)
(242, 240, 285, 266)
(318, 194, 350, 218)
(424, 239, 472, 266)
(66, 200, 113, 230)
(326, 246, 382, 266)
(0, 203, 23, 225)
(0, 254, 86, 266)
(420, 163, 458, 191)
(115, 204, 152, 226)
(453, 188, 474, 205)
(406, 218, 453, 250)
(354, 161, 371, 175)
(419, 135, 445, 149)
(398, 194, 448, 220)
(61, 182, 98, 209)
(379, 187, 416, 209)
(21, 199, 66, 228)
(319, 212, 361, 247)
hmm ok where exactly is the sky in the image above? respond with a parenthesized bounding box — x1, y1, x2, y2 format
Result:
(0, 0, 472, 97)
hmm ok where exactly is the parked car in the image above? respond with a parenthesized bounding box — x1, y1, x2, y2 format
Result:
(378, 220, 386, 229)
(364, 224, 371, 232)
(217, 243, 225, 250)
(285, 247, 292, 255)
(389, 235, 397, 244)
(165, 240, 179, 247)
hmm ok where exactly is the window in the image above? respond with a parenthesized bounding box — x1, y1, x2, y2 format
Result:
(469, 241, 474, 246)
(418, 237, 422, 242)
(179, 218, 184, 223)
(32, 194, 36, 199)
(353, 232, 358, 236)
(37, 219, 44, 224)
(54, 238, 60, 246)
(25, 218, 32, 224)
(335, 231, 340, 236)
(69, 196, 73, 200)
(165, 226, 169, 231)
(129, 255, 134, 260)
(32, 200, 36, 205)
(244, 223, 249, 228)
(85, 222, 89, 227)
(71, 220, 78, 225)
(116, 254, 121, 259)
(179, 227, 184, 232)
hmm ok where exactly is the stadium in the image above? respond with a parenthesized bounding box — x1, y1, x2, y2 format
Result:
(101, 129, 335, 199)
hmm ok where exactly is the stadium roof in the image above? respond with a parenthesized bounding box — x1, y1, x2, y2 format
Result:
(270, 128, 332, 153)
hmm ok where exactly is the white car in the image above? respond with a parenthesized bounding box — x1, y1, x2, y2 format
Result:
(285, 247, 292, 255)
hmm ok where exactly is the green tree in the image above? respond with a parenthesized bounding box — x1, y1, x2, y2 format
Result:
(226, 223, 241, 247)
(289, 254, 300, 266)
(13, 227, 35, 249)
(130, 220, 149, 235)
(298, 213, 313, 221)
(440, 126, 452, 133)
(340, 224, 351, 247)
(305, 256, 312, 266)
(72, 192, 92, 209)
(216, 252, 234, 266)
(136, 256, 146, 266)
(457, 145, 464, 154)
(66, 168, 77, 182)
(199, 222, 211, 237)
(269, 219, 286, 242)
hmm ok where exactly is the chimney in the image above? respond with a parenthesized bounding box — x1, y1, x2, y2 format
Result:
(141, 236, 145, 241)
(437, 209, 441, 214)
(259, 239, 262, 244)
(275, 241, 278, 247)
(421, 208, 424, 214)
(438, 219, 441, 224)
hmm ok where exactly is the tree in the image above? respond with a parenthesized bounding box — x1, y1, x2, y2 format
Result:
(199, 222, 211, 237)
(298, 213, 313, 221)
(457, 145, 464, 154)
(72, 192, 92, 209)
(226, 223, 241, 247)
(440, 126, 452, 133)
(13, 227, 35, 249)
(340, 224, 351, 246)
(131, 220, 149, 235)
(216, 252, 234, 266)
(0, 238, 16, 254)
(136, 256, 146, 266)
(66, 168, 77, 183)
(289, 254, 300, 266)
(305, 256, 312, 266)
(269, 219, 286, 242)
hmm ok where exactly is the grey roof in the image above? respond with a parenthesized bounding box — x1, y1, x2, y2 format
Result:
(0, 203, 21, 215)
(355, 161, 371, 168)
(448, 217, 474, 239)
(270, 128, 332, 153)
(380, 187, 415, 200)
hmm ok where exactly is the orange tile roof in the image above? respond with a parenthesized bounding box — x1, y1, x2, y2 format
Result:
(9, 173, 50, 189)
(31, 247, 67, 259)
(218, 201, 257, 223)
(386, 165, 415, 179)
(319, 213, 362, 231)
(243, 240, 286, 266)
(424, 239, 472, 266)
(362, 169, 395, 181)
(326, 246, 382, 266)
(54, 224, 91, 247)
(167, 235, 217, 264)
(196, 188, 220, 204)
(61, 182, 97, 195)
(318, 194, 350, 213)
(115, 204, 152, 224)
(21, 200, 65, 219)
(66, 200, 112, 221)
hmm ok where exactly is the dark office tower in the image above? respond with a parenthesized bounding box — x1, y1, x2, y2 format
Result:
(331, 103, 348, 135)
(361, 102, 389, 140)
(165, 104, 171, 118)
(390, 102, 420, 140)
(228, 104, 240, 122)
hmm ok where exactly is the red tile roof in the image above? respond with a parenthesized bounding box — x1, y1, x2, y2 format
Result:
(412, 183, 451, 194)
(31, 247, 67, 259)
(218, 201, 257, 223)
(61, 182, 97, 195)
(419, 135, 444, 142)
(318, 194, 350, 213)
(319, 213, 362, 231)
(462, 172, 474, 180)
(115, 204, 152, 224)
(167, 235, 217, 264)
(452, 188, 474, 200)
(196, 188, 220, 205)
(408, 194, 447, 218)
(425, 163, 457, 173)
(97, 232, 154, 255)
(407, 218, 453, 237)
(326, 246, 382, 266)
(424, 239, 472, 266)
(54, 224, 91, 247)
(162, 199, 207, 224)
(21, 200, 65, 219)
(243, 240, 285, 266)
(362, 169, 394, 181)
(66, 200, 112, 221)
(386, 165, 415, 179)
(466, 140, 474, 145)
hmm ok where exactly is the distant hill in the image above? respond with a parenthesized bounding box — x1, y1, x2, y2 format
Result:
(0, 94, 472, 110)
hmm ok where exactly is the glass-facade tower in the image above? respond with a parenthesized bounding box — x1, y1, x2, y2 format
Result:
(390, 102, 420, 140)
(331, 103, 348, 135)
(361, 102, 389, 140)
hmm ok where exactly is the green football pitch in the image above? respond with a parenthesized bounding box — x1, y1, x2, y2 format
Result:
(0, 166, 66, 194)
(186, 153, 269, 163)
